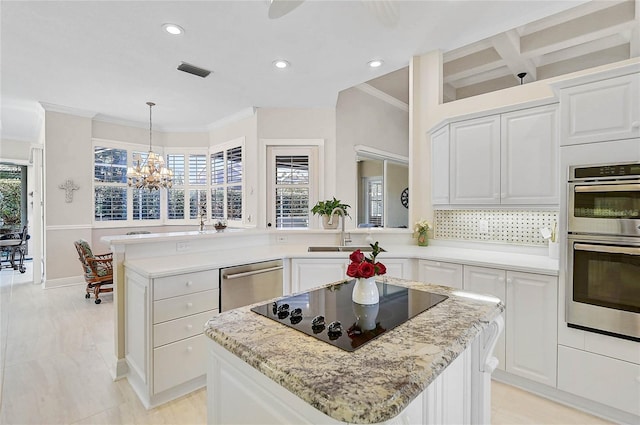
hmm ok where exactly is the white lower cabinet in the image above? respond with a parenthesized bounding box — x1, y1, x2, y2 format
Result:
(291, 258, 413, 294)
(463, 266, 506, 371)
(505, 271, 557, 387)
(417, 260, 463, 289)
(291, 259, 348, 293)
(463, 266, 557, 386)
(125, 267, 219, 408)
(558, 345, 640, 416)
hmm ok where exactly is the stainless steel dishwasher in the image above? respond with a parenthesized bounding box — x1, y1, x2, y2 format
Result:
(220, 260, 284, 312)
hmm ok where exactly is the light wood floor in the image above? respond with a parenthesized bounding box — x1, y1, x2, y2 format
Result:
(0, 263, 612, 424)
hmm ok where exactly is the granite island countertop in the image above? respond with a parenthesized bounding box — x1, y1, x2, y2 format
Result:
(204, 276, 505, 424)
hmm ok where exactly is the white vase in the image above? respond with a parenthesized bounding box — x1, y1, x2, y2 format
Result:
(352, 277, 379, 305)
(353, 302, 379, 331)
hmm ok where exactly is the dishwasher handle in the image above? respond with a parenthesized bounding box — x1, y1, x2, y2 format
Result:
(223, 265, 283, 280)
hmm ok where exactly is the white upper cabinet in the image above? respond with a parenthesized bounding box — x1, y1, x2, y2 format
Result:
(450, 115, 501, 204)
(559, 73, 640, 146)
(431, 125, 450, 205)
(435, 104, 559, 207)
(501, 105, 559, 205)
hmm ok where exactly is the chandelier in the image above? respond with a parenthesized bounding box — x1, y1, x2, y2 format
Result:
(127, 102, 174, 190)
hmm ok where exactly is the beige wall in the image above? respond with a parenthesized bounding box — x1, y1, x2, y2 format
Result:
(386, 161, 409, 228)
(44, 111, 93, 282)
(0, 138, 32, 161)
(336, 87, 409, 228)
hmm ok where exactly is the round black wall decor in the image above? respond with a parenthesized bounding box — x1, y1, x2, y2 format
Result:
(401, 187, 409, 208)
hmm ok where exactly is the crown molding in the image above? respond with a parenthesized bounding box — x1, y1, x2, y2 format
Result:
(39, 102, 97, 118)
(207, 107, 256, 131)
(354, 83, 409, 112)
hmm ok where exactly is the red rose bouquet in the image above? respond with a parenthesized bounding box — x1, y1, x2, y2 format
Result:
(346, 242, 386, 279)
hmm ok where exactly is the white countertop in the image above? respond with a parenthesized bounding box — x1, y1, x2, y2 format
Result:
(124, 243, 559, 278)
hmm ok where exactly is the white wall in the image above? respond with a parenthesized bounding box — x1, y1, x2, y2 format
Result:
(336, 87, 409, 229)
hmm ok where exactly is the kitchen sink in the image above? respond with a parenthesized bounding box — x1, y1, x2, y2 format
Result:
(307, 246, 385, 252)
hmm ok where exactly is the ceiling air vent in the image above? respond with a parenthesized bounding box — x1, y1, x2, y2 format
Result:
(177, 62, 211, 78)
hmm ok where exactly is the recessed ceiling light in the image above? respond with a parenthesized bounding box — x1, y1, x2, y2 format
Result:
(162, 23, 184, 35)
(273, 59, 290, 69)
(368, 59, 383, 68)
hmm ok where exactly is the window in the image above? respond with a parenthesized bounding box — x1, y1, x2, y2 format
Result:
(267, 145, 318, 229)
(0, 164, 27, 229)
(367, 179, 383, 226)
(131, 151, 161, 221)
(93, 140, 244, 225)
(166, 154, 185, 220)
(94, 147, 128, 221)
(210, 145, 243, 222)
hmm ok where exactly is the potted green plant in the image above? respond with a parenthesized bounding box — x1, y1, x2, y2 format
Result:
(311, 197, 351, 229)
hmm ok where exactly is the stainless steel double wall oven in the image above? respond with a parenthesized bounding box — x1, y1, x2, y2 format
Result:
(567, 162, 640, 341)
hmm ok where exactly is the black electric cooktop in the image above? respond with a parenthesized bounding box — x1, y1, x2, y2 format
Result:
(251, 280, 448, 352)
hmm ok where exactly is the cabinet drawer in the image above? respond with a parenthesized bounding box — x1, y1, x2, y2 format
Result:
(558, 345, 640, 416)
(153, 269, 218, 300)
(153, 309, 218, 348)
(153, 334, 207, 394)
(153, 289, 218, 324)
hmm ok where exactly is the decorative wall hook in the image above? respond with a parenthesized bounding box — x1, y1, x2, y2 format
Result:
(59, 179, 79, 203)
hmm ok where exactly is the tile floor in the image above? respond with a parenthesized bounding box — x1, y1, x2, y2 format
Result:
(0, 262, 611, 424)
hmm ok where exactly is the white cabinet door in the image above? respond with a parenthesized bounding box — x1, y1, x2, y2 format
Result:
(431, 125, 450, 205)
(506, 271, 557, 386)
(560, 73, 640, 145)
(381, 258, 413, 280)
(450, 115, 500, 204)
(501, 105, 559, 205)
(291, 259, 347, 293)
(463, 266, 506, 371)
(417, 260, 463, 289)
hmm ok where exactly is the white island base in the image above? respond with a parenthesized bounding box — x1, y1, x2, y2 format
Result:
(206, 315, 504, 425)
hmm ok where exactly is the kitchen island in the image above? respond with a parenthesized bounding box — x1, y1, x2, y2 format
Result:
(204, 276, 504, 424)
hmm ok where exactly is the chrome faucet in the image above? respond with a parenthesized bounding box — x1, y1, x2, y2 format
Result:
(329, 207, 352, 246)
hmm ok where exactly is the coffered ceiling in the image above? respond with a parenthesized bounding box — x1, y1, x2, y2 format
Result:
(443, 0, 638, 101)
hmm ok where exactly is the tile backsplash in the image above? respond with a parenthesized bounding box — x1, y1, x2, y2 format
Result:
(434, 210, 558, 246)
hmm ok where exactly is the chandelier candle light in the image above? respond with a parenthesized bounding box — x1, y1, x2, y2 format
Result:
(347, 242, 386, 305)
(127, 102, 174, 190)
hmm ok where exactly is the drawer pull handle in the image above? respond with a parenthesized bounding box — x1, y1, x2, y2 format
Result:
(506, 278, 513, 284)
(498, 277, 504, 282)
(186, 324, 193, 330)
(186, 302, 193, 308)
(632, 121, 639, 129)
(187, 346, 193, 352)
(186, 281, 193, 287)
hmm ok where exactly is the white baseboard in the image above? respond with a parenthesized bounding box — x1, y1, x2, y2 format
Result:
(43, 275, 85, 288)
(493, 370, 639, 425)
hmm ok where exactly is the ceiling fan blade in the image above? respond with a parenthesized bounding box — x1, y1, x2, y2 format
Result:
(268, 0, 305, 19)
(360, 0, 399, 28)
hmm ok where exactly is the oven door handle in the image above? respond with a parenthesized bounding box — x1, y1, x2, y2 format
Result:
(574, 184, 640, 193)
(574, 243, 640, 256)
